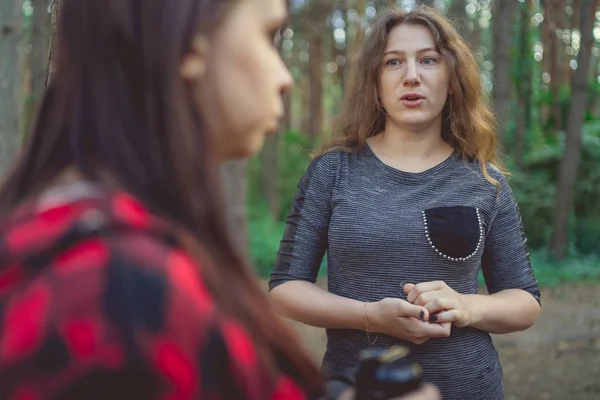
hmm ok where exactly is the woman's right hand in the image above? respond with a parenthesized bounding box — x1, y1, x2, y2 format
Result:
(367, 299, 451, 344)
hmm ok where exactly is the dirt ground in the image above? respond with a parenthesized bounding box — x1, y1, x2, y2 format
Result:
(272, 281, 600, 400)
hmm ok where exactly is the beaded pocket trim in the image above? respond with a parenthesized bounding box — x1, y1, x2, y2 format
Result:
(421, 207, 483, 262)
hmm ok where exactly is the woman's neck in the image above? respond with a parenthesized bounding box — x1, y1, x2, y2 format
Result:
(366, 120, 455, 173)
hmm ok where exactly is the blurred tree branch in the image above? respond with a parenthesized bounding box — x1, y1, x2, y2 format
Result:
(46, 0, 60, 86)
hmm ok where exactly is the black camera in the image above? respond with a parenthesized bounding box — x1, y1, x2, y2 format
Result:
(325, 346, 423, 400)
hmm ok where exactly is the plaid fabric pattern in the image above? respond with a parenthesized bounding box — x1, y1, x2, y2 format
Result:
(0, 189, 306, 400)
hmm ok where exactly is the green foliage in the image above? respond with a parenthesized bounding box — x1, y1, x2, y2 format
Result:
(247, 130, 315, 275)
(510, 166, 557, 249)
(276, 130, 316, 220)
(248, 130, 315, 220)
(530, 252, 600, 287)
(536, 250, 600, 286)
(247, 201, 286, 278)
(478, 250, 600, 288)
(574, 123, 600, 254)
(508, 121, 600, 255)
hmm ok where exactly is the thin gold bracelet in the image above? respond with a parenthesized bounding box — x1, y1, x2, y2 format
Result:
(364, 302, 378, 345)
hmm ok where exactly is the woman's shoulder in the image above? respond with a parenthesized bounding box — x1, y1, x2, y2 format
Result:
(310, 147, 347, 167)
(485, 162, 508, 181)
(458, 156, 509, 186)
(299, 148, 344, 184)
(307, 145, 367, 176)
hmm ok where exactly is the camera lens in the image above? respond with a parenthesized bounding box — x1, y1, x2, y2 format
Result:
(355, 346, 423, 400)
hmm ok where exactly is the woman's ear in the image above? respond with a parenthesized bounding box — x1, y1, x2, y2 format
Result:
(180, 36, 210, 81)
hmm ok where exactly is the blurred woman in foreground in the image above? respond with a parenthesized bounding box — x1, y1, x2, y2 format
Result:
(0, 0, 438, 399)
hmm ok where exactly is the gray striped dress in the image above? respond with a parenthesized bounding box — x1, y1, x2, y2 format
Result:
(269, 144, 541, 400)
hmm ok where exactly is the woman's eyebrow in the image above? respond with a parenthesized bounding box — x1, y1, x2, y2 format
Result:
(384, 47, 437, 56)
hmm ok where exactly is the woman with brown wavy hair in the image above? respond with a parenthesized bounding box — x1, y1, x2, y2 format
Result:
(270, 5, 541, 400)
(0, 0, 442, 399)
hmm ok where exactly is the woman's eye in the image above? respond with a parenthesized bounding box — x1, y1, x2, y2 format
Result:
(387, 59, 401, 67)
(422, 57, 437, 65)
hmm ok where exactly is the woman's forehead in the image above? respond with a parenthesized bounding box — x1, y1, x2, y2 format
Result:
(386, 24, 436, 52)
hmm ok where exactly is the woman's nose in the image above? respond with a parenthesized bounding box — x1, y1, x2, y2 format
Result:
(403, 61, 421, 86)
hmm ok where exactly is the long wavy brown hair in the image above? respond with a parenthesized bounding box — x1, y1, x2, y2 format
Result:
(0, 0, 322, 394)
(321, 5, 506, 184)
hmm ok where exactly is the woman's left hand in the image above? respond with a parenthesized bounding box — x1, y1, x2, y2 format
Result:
(403, 281, 474, 328)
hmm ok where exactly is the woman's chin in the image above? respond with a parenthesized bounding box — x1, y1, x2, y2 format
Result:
(388, 113, 442, 131)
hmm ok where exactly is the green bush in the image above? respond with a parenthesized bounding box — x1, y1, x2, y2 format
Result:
(478, 250, 600, 288)
(529, 251, 600, 287)
(510, 167, 557, 249)
(575, 218, 600, 255)
(247, 202, 286, 278)
(275, 130, 315, 220)
(509, 121, 600, 255)
(247, 130, 316, 276)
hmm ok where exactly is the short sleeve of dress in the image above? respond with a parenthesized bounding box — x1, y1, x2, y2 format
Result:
(481, 171, 541, 305)
(269, 152, 341, 291)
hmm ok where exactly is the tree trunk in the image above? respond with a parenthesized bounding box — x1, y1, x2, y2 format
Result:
(491, 0, 516, 147)
(352, 0, 366, 62)
(555, 0, 567, 91)
(550, 0, 599, 258)
(514, 0, 534, 166)
(0, 0, 24, 173)
(46, 0, 61, 86)
(568, 0, 582, 83)
(539, 0, 553, 130)
(298, 4, 312, 135)
(300, 72, 311, 134)
(470, 9, 482, 53)
(307, 2, 326, 140)
(32, 0, 51, 103)
(448, 0, 469, 42)
(221, 161, 249, 259)
(281, 0, 292, 132)
(545, 0, 563, 132)
(25, 0, 52, 137)
(337, 0, 350, 95)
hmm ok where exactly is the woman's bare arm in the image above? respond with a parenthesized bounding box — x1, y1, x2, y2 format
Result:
(270, 281, 366, 330)
(270, 280, 452, 344)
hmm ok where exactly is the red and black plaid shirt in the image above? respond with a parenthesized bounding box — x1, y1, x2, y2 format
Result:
(0, 185, 308, 400)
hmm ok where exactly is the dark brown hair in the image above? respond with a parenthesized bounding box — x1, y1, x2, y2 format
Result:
(0, 0, 321, 391)
(322, 5, 505, 184)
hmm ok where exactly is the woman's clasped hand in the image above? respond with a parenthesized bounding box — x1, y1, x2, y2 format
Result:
(404, 281, 476, 328)
(366, 296, 451, 345)
(367, 280, 480, 345)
